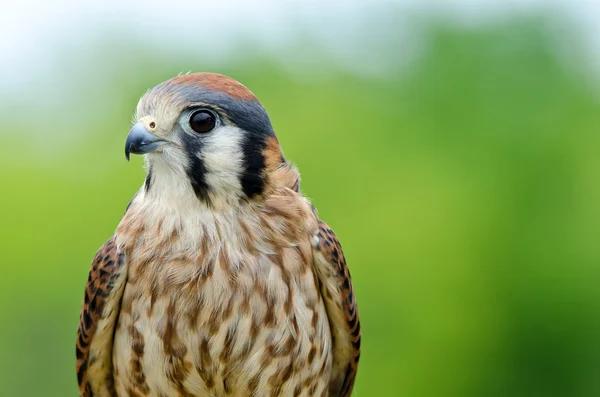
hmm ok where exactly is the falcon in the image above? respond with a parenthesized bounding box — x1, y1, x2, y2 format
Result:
(75, 72, 360, 397)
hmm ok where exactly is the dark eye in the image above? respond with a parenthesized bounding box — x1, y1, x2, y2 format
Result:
(189, 110, 216, 133)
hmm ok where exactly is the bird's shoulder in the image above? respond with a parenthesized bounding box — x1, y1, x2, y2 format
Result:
(311, 215, 361, 397)
(76, 236, 128, 397)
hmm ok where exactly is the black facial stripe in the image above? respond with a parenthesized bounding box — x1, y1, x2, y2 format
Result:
(240, 131, 268, 197)
(144, 165, 153, 192)
(180, 133, 212, 205)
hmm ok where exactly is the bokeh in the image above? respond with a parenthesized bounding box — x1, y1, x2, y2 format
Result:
(1, 2, 599, 396)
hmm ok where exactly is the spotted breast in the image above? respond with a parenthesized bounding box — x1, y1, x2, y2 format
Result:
(112, 186, 332, 397)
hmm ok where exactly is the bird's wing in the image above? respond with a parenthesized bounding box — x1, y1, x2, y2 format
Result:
(312, 219, 361, 397)
(76, 236, 127, 397)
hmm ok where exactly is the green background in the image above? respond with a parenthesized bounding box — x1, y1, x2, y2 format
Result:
(1, 15, 599, 397)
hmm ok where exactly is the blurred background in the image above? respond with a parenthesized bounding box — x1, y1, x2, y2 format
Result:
(1, 0, 600, 396)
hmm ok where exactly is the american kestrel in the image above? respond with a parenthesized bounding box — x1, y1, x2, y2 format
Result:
(76, 72, 360, 397)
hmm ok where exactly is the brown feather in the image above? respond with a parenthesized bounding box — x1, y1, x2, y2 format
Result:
(76, 236, 128, 397)
(312, 220, 361, 397)
(170, 73, 258, 101)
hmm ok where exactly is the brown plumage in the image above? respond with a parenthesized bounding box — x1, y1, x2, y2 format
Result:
(76, 72, 360, 397)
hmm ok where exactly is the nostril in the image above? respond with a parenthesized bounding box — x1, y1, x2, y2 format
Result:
(149, 121, 156, 129)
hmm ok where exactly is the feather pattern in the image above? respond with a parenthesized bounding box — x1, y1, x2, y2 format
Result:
(312, 220, 361, 397)
(76, 236, 128, 397)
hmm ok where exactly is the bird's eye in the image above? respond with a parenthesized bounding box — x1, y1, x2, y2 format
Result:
(189, 110, 216, 134)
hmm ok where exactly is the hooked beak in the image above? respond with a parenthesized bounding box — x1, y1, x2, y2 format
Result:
(125, 122, 166, 161)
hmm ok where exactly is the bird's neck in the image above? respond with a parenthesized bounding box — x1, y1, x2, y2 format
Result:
(261, 136, 301, 194)
(116, 163, 309, 264)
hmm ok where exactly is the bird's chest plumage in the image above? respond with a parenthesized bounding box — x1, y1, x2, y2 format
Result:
(112, 197, 332, 397)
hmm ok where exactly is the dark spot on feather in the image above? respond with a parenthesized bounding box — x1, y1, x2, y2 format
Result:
(343, 277, 350, 290)
(293, 385, 303, 397)
(89, 297, 97, 312)
(85, 382, 93, 396)
(205, 377, 215, 389)
(352, 322, 361, 337)
(77, 360, 87, 385)
(78, 332, 89, 348)
(348, 313, 357, 329)
(223, 378, 231, 394)
(308, 345, 316, 364)
(332, 247, 339, 259)
(144, 165, 153, 192)
(83, 311, 92, 329)
(220, 325, 237, 363)
(248, 373, 260, 395)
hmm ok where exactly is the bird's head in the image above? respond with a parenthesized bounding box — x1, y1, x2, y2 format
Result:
(126, 72, 292, 209)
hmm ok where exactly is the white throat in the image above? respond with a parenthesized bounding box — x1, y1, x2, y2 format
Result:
(141, 125, 248, 212)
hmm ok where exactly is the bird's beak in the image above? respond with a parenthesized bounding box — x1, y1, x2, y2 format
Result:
(125, 122, 166, 161)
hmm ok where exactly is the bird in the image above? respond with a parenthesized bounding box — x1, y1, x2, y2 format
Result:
(75, 72, 360, 397)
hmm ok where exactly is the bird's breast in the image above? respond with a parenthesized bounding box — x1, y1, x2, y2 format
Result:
(113, 199, 332, 397)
